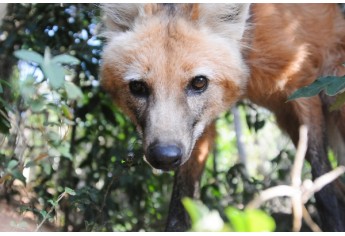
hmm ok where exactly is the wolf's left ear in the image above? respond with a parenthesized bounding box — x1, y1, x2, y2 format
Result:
(196, 4, 251, 41)
(101, 3, 145, 33)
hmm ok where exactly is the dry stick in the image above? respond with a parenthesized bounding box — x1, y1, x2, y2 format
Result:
(291, 126, 308, 187)
(291, 125, 308, 232)
(246, 185, 297, 209)
(246, 126, 308, 215)
(302, 206, 321, 232)
(246, 125, 345, 232)
(304, 166, 345, 202)
(299, 166, 345, 231)
(231, 106, 248, 171)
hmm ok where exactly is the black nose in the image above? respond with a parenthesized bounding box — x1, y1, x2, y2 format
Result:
(146, 143, 182, 170)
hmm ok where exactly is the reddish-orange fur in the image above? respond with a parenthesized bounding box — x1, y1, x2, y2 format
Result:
(246, 4, 345, 111)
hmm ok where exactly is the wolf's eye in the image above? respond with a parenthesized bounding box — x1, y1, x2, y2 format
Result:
(188, 75, 208, 94)
(129, 80, 149, 97)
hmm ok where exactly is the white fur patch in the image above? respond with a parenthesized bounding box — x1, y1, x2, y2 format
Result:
(193, 67, 215, 79)
(124, 67, 142, 82)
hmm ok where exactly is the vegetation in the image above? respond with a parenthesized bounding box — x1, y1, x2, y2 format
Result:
(0, 3, 343, 232)
(288, 74, 345, 110)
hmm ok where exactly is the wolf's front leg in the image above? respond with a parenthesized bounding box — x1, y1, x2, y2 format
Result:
(165, 123, 216, 232)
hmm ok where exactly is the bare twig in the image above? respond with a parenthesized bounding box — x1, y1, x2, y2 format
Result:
(231, 106, 247, 171)
(291, 125, 308, 232)
(302, 206, 322, 232)
(246, 125, 345, 232)
(303, 166, 345, 202)
(291, 125, 308, 188)
(246, 185, 298, 209)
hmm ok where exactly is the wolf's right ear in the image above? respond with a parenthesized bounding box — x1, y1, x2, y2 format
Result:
(101, 3, 145, 32)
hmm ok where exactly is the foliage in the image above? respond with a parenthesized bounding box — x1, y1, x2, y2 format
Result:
(288, 74, 345, 110)
(225, 207, 275, 232)
(0, 77, 11, 134)
(182, 197, 275, 232)
(15, 48, 81, 90)
(36, 187, 76, 232)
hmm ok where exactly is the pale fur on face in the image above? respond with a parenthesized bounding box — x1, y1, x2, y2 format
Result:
(101, 3, 250, 169)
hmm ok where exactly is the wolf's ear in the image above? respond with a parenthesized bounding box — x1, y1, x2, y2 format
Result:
(101, 3, 145, 32)
(197, 4, 251, 41)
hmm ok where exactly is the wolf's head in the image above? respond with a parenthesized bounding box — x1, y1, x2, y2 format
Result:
(101, 3, 250, 171)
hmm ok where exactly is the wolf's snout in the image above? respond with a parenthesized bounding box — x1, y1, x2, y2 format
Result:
(146, 143, 183, 170)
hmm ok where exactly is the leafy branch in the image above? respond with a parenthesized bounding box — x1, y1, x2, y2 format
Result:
(35, 187, 76, 232)
(14, 47, 83, 103)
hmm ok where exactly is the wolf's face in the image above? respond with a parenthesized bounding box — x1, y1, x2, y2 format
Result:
(101, 4, 250, 170)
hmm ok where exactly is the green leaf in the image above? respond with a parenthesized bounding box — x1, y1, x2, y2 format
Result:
(14, 50, 44, 65)
(61, 104, 73, 119)
(24, 161, 36, 168)
(64, 187, 76, 196)
(0, 119, 10, 134)
(115, 112, 126, 127)
(325, 76, 345, 96)
(225, 207, 247, 232)
(327, 149, 338, 169)
(39, 210, 47, 219)
(19, 75, 36, 100)
(28, 98, 46, 113)
(0, 108, 11, 134)
(182, 198, 205, 224)
(7, 160, 19, 170)
(0, 78, 11, 94)
(330, 92, 345, 111)
(42, 162, 52, 175)
(48, 199, 58, 207)
(65, 81, 83, 101)
(182, 198, 224, 232)
(245, 209, 276, 232)
(288, 76, 345, 101)
(51, 54, 80, 65)
(288, 77, 331, 101)
(56, 143, 73, 160)
(47, 130, 60, 144)
(0, 79, 11, 89)
(40, 49, 66, 90)
(10, 169, 26, 184)
(41, 62, 65, 90)
(224, 207, 275, 232)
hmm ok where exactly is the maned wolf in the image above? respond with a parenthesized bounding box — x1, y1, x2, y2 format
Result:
(101, 3, 345, 231)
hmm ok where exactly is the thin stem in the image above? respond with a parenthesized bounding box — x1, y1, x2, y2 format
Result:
(35, 192, 66, 232)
